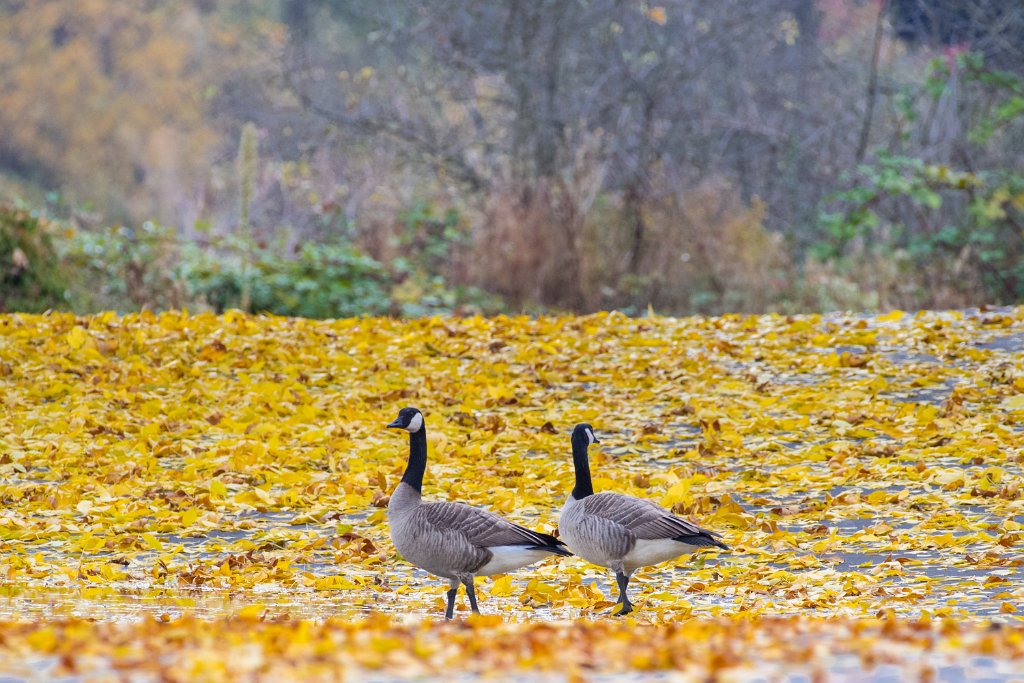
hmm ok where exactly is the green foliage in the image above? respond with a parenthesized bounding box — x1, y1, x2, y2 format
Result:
(388, 201, 503, 316)
(180, 239, 391, 318)
(814, 153, 976, 259)
(393, 201, 464, 276)
(0, 204, 68, 312)
(923, 52, 1024, 145)
(815, 53, 1024, 305)
(62, 224, 392, 318)
(816, 153, 1024, 302)
(62, 221, 185, 311)
(15, 201, 498, 317)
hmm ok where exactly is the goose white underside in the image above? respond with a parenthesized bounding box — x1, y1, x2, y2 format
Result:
(622, 538, 701, 573)
(477, 545, 555, 575)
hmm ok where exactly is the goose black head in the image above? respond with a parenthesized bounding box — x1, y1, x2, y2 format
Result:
(387, 407, 424, 433)
(571, 423, 600, 445)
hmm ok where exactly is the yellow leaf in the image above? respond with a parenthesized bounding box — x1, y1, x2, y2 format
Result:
(486, 385, 516, 400)
(661, 479, 693, 507)
(1001, 395, 1024, 411)
(866, 490, 888, 505)
(141, 533, 163, 551)
(180, 508, 200, 526)
(877, 310, 905, 322)
(26, 627, 58, 653)
(313, 575, 359, 590)
(251, 487, 275, 504)
(209, 479, 227, 498)
(490, 575, 514, 597)
(370, 635, 403, 653)
(65, 326, 89, 350)
(707, 511, 749, 530)
(76, 534, 105, 552)
(235, 604, 265, 619)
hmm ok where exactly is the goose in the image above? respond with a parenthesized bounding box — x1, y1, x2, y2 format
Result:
(558, 423, 728, 615)
(386, 407, 571, 618)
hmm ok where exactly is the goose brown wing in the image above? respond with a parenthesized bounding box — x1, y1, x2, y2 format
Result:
(419, 501, 564, 549)
(581, 493, 727, 548)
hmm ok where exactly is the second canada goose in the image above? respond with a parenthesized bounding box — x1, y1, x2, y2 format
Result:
(386, 407, 571, 618)
(559, 424, 728, 615)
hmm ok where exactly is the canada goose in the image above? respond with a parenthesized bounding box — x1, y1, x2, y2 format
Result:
(559, 424, 728, 615)
(386, 407, 571, 618)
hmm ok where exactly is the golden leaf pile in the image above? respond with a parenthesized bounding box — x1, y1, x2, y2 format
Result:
(1, 615, 1022, 681)
(1, 308, 1022, 678)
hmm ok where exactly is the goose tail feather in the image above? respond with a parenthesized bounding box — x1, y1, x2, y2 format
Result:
(675, 532, 729, 551)
(527, 532, 573, 556)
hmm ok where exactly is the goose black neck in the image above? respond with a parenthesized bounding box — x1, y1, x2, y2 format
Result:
(570, 434, 593, 499)
(400, 428, 428, 493)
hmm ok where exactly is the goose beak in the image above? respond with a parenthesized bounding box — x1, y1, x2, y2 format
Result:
(593, 436, 601, 443)
(386, 418, 404, 429)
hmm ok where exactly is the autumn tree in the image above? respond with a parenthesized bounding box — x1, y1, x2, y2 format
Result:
(0, 1, 266, 227)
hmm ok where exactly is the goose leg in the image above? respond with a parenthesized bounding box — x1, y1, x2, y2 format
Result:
(463, 577, 481, 614)
(614, 571, 633, 616)
(444, 580, 459, 620)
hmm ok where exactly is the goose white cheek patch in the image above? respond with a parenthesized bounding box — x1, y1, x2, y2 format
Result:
(586, 428, 597, 444)
(406, 413, 424, 433)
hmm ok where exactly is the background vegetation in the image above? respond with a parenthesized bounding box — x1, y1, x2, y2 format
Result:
(1, 0, 1022, 316)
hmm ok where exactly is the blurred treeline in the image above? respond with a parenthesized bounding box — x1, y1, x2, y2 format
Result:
(2, 0, 1023, 316)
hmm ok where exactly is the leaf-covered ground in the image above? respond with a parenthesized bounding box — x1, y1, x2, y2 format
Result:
(1, 615, 1022, 681)
(1, 309, 1022, 679)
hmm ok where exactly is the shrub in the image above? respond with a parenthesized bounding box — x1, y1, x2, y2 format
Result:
(567, 180, 793, 315)
(813, 52, 1024, 309)
(180, 240, 392, 318)
(605, 182, 792, 315)
(54, 214, 492, 318)
(61, 221, 186, 311)
(0, 204, 67, 312)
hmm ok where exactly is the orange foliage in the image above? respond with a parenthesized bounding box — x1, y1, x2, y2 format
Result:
(0, 2, 265, 224)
